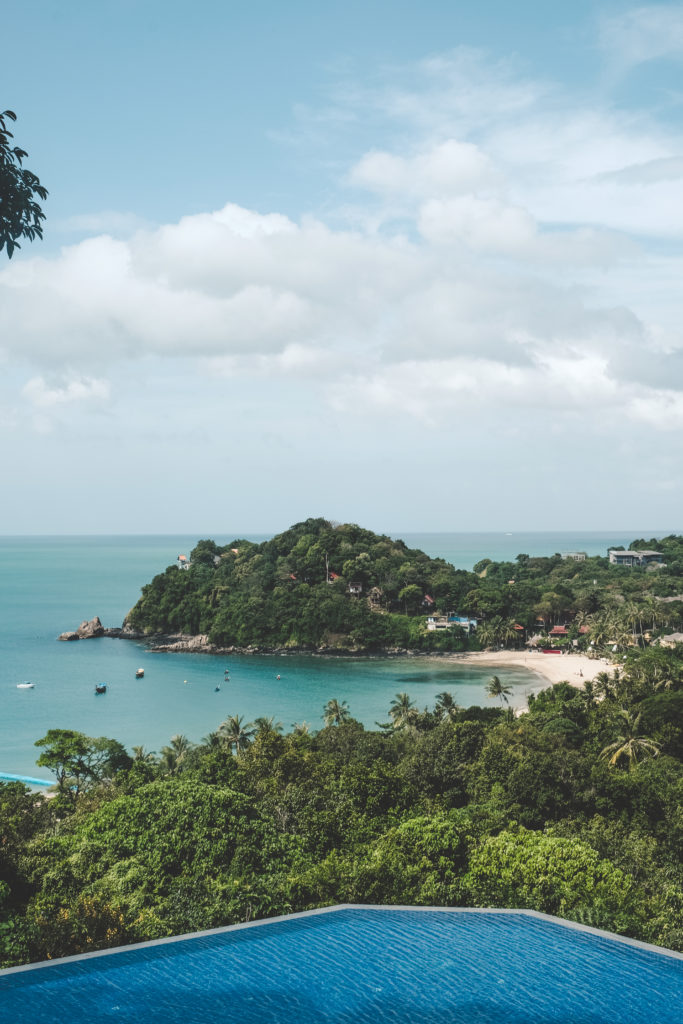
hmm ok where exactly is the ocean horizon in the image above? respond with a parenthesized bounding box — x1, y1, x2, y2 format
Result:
(0, 529, 673, 783)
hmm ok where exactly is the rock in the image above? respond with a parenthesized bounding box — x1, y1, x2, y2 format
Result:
(58, 631, 80, 642)
(76, 616, 105, 639)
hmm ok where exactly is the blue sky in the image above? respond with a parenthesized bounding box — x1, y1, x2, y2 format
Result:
(2, 2, 683, 534)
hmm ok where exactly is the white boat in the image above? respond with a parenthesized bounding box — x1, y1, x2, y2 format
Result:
(17, 682, 35, 689)
(135, 668, 144, 678)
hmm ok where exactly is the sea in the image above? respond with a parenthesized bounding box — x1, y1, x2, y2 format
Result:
(0, 530, 663, 784)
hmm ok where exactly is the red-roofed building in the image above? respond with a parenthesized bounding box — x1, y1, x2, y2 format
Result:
(549, 625, 568, 637)
(328, 571, 341, 582)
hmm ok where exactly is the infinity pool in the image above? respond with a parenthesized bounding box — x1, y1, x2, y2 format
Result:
(2, 906, 682, 1023)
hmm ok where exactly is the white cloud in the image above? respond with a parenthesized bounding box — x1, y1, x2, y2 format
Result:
(599, 6, 683, 68)
(2, 44, 683, 456)
(349, 139, 497, 197)
(22, 375, 110, 409)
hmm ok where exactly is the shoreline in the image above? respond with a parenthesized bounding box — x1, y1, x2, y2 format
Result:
(79, 628, 611, 688)
(440, 649, 608, 688)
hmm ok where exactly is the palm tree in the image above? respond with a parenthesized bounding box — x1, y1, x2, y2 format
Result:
(291, 721, 311, 735)
(600, 709, 661, 770)
(322, 698, 351, 727)
(201, 731, 222, 749)
(160, 733, 193, 775)
(131, 745, 157, 763)
(389, 692, 418, 729)
(253, 716, 284, 737)
(434, 691, 461, 722)
(218, 715, 255, 754)
(485, 675, 513, 706)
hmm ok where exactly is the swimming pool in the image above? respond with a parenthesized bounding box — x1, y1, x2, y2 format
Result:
(2, 906, 682, 1023)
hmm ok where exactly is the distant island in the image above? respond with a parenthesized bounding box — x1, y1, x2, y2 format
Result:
(118, 519, 683, 656)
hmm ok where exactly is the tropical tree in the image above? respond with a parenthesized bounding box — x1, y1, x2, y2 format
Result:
(322, 698, 351, 727)
(131, 745, 157, 764)
(485, 675, 513, 706)
(218, 715, 255, 754)
(253, 716, 284, 737)
(160, 734, 193, 775)
(388, 692, 418, 730)
(434, 691, 461, 722)
(0, 109, 48, 258)
(600, 709, 661, 770)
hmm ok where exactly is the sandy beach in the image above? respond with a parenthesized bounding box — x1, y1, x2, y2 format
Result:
(445, 649, 609, 689)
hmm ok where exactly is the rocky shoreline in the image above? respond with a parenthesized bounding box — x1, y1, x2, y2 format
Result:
(57, 616, 430, 657)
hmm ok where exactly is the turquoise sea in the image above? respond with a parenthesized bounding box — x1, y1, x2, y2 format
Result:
(0, 530, 663, 783)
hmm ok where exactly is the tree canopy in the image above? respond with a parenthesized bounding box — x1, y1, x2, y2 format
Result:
(0, 110, 47, 258)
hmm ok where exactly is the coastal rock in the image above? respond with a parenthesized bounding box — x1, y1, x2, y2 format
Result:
(76, 616, 105, 639)
(58, 631, 80, 642)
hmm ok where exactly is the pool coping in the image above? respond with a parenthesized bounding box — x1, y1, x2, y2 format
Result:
(1, 904, 681, 977)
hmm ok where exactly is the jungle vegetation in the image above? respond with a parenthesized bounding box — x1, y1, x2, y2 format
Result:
(125, 519, 683, 653)
(1, 645, 682, 966)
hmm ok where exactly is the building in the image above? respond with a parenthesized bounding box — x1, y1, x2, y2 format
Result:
(609, 549, 665, 567)
(562, 552, 587, 561)
(426, 613, 477, 633)
(348, 581, 363, 596)
(659, 632, 683, 648)
(177, 554, 190, 570)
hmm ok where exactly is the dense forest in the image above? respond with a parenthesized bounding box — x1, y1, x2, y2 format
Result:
(1, 646, 682, 965)
(125, 519, 683, 652)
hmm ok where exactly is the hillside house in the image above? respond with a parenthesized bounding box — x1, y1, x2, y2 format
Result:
(348, 581, 363, 596)
(177, 554, 190, 570)
(609, 549, 665, 567)
(562, 552, 587, 561)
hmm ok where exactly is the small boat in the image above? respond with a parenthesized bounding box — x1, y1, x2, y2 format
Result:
(17, 682, 34, 689)
(135, 668, 144, 678)
(215, 685, 221, 692)
(94, 684, 107, 695)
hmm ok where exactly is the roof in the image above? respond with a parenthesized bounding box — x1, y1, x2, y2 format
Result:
(549, 626, 568, 635)
(178, 554, 187, 561)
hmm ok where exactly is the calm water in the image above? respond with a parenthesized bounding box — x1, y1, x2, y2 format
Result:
(0, 531, 662, 781)
(2, 908, 681, 1023)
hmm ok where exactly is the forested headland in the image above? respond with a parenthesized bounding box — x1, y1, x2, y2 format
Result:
(3, 520, 683, 967)
(124, 518, 683, 653)
(1, 650, 682, 966)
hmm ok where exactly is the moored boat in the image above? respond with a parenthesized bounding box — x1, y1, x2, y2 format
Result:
(135, 668, 144, 678)
(94, 683, 107, 694)
(17, 682, 34, 689)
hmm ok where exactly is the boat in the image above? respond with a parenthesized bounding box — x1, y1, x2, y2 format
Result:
(17, 682, 34, 689)
(94, 684, 107, 694)
(135, 668, 144, 678)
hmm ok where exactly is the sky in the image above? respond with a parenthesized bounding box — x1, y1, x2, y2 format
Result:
(2, 1, 683, 534)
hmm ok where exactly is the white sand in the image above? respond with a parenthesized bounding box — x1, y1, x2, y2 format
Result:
(444, 649, 609, 688)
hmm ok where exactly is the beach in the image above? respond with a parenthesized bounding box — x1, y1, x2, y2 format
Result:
(445, 650, 608, 690)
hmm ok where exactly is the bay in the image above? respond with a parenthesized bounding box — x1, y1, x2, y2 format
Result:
(0, 530, 661, 782)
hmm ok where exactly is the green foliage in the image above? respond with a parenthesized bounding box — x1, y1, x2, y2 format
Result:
(126, 519, 479, 652)
(0, 110, 47, 258)
(6, 528, 683, 965)
(463, 828, 645, 935)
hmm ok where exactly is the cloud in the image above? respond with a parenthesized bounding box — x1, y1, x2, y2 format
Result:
(593, 155, 683, 185)
(599, 6, 683, 69)
(349, 139, 498, 197)
(22, 375, 110, 409)
(3, 43, 683, 450)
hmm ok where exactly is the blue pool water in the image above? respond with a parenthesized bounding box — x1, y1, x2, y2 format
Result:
(2, 907, 682, 1023)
